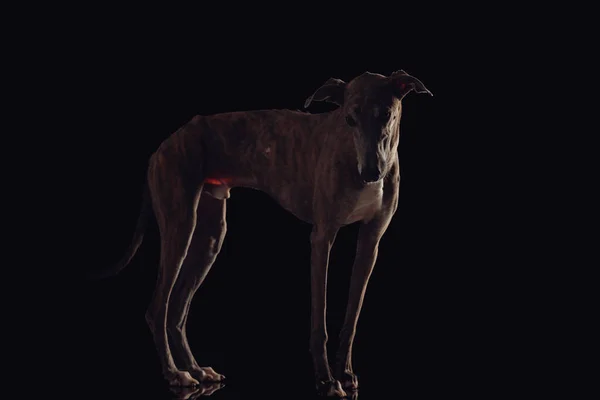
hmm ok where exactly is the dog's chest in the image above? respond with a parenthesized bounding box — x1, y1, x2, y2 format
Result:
(342, 181, 384, 225)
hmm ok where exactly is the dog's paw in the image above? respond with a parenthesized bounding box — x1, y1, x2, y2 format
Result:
(316, 379, 347, 398)
(336, 371, 358, 391)
(189, 366, 226, 383)
(167, 370, 200, 387)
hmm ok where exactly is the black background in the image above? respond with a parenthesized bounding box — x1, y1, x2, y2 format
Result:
(47, 11, 537, 400)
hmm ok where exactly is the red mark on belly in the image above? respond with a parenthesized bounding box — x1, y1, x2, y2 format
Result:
(204, 177, 231, 185)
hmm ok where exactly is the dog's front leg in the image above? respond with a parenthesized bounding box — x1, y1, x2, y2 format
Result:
(309, 226, 346, 397)
(334, 210, 394, 392)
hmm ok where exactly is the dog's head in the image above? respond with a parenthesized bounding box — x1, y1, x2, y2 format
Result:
(304, 70, 432, 183)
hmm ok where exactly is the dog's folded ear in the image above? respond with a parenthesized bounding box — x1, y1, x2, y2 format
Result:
(389, 70, 433, 99)
(304, 78, 347, 108)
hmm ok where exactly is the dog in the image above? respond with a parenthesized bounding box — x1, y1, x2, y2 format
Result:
(90, 69, 432, 397)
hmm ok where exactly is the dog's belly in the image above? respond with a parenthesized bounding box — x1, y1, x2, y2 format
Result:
(342, 181, 384, 225)
(269, 184, 314, 224)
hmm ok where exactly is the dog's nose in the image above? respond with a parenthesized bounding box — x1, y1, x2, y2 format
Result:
(360, 167, 381, 183)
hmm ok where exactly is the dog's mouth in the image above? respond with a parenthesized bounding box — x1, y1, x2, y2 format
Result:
(360, 171, 382, 184)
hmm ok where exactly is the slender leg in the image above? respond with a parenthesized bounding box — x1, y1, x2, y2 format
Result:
(167, 194, 227, 382)
(334, 211, 394, 391)
(145, 162, 203, 387)
(309, 226, 346, 397)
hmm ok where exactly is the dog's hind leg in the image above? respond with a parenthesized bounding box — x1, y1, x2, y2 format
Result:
(145, 154, 204, 387)
(167, 193, 227, 383)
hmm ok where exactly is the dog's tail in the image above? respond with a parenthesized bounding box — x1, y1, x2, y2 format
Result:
(87, 183, 152, 281)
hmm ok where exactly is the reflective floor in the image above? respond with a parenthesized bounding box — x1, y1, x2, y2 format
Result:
(67, 349, 508, 400)
(72, 233, 523, 399)
(78, 370, 432, 400)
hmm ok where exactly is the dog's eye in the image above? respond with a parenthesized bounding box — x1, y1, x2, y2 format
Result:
(345, 115, 357, 127)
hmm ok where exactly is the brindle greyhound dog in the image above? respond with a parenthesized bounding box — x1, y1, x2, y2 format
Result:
(91, 70, 432, 397)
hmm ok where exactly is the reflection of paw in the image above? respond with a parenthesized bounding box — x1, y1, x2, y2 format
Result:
(189, 366, 226, 383)
(168, 370, 200, 387)
(337, 371, 358, 391)
(195, 382, 225, 397)
(169, 382, 226, 399)
(316, 379, 347, 398)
